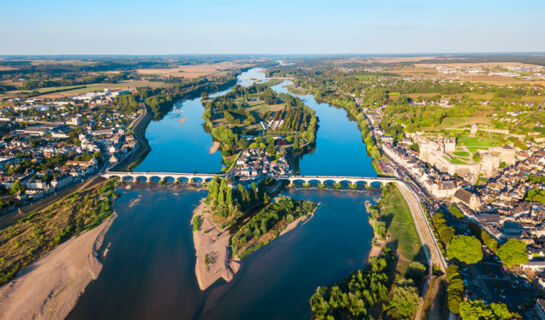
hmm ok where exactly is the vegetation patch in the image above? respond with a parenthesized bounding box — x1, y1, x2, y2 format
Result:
(372, 183, 422, 266)
(0, 179, 118, 285)
(231, 197, 316, 258)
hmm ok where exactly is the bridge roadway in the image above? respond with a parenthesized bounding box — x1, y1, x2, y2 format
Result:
(102, 172, 396, 185)
(101, 171, 446, 272)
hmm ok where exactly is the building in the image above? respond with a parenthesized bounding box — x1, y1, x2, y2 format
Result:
(453, 188, 482, 211)
(22, 126, 51, 136)
(66, 116, 82, 126)
(51, 174, 73, 189)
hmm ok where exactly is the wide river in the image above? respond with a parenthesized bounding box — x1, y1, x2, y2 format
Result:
(67, 68, 377, 320)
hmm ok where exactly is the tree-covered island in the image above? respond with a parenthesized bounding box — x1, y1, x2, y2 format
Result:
(202, 82, 318, 174)
(192, 176, 316, 290)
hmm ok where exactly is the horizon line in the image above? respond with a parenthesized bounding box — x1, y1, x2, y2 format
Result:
(1, 51, 545, 58)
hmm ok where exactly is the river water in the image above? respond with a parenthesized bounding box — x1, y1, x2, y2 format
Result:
(67, 68, 378, 320)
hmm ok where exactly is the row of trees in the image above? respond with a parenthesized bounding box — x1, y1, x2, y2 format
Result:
(459, 300, 521, 320)
(206, 178, 234, 217)
(446, 264, 465, 314)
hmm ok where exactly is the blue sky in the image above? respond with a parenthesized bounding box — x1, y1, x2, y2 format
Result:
(1, 0, 544, 54)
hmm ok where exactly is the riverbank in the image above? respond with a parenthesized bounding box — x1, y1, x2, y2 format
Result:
(0, 214, 116, 320)
(192, 200, 241, 291)
(279, 208, 315, 237)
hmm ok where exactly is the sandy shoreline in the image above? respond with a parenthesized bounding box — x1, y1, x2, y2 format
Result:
(0, 214, 116, 320)
(192, 200, 318, 291)
(279, 209, 315, 237)
(192, 201, 240, 291)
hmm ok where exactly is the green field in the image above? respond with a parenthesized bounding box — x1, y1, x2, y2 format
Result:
(466, 146, 489, 153)
(378, 184, 422, 264)
(444, 156, 467, 165)
(457, 135, 501, 147)
(453, 151, 470, 157)
(440, 116, 490, 129)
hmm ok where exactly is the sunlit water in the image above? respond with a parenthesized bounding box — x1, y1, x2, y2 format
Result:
(67, 68, 378, 320)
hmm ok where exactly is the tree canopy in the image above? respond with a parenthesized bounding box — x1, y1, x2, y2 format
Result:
(387, 279, 421, 319)
(448, 235, 483, 264)
(497, 239, 528, 268)
(459, 300, 521, 320)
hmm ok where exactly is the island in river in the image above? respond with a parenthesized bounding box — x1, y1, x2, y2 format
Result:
(203, 81, 317, 173)
(191, 177, 317, 290)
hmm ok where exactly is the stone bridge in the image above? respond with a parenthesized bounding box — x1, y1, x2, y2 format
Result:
(102, 172, 398, 186)
(277, 175, 398, 186)
(101, 171, 446, 271)
(101, 171, 224, 183)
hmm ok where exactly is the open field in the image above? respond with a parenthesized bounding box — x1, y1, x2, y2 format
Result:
(445, 156, 467, 164)
(29, 59, 98, 66)
(439, 116, 491, 129)
(15, 80, 165, 99)
(137, 62, 251, 79)
(388, 67, 437, 75)
(248, 101, 285, 112)
(457, 135, 500, 147)
(453, 151, 470, 157)
(0, 66, 19, 71)
(416, 61, 543, 69)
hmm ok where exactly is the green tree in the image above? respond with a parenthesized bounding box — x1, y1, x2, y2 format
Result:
(446, 265, 465, 314)
(497, 239, 528, 268)
(207, 179, 220, 206)
(481, 230, 499, 253)
(10, 181, 24, 195)
(406, 261, 427, 286)
(438, 225, 455, 244)
(459, 300, 521, 320)
(448, 235, 482, 264)
(387, 282, 421, 319)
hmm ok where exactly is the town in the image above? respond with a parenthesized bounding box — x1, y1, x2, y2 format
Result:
(0, 88, 142, 209)
(367, 102, 545, 315)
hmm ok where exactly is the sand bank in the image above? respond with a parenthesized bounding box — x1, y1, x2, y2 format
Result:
(0, 214, 116, 320)
(279, 209, 315, 237)
(208, 141, 220, 154)
(192, 201, 240, 291)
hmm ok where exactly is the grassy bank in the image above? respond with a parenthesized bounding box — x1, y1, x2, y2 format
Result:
(373, 183, 423, 272)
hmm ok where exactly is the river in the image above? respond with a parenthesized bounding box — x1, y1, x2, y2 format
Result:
(67, 68, 378, 320)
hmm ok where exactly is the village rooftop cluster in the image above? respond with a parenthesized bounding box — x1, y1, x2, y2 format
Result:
(0, 88, 142, 209)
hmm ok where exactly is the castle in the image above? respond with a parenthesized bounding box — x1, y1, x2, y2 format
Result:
(417, 136, 516, 183)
